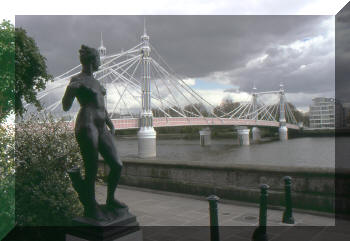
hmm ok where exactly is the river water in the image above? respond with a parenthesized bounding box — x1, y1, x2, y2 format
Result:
(115, 136, 349, 169)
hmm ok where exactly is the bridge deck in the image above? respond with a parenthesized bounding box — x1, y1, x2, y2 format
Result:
(109, 117, 299, 130)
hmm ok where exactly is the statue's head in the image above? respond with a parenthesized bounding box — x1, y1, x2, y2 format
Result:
(79, 45, 100, 71)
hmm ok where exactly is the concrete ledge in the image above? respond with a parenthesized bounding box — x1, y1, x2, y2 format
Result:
(122, 158, 336, 175)
(101, 159, 349, 213)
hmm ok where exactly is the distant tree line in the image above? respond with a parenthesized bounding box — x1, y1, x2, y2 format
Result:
(149, 98, 308, 124)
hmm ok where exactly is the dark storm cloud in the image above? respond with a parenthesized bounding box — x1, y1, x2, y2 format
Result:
(336, 2, 350, 103)
(15, 15, 143, 76)
(16, 15, 332, 96)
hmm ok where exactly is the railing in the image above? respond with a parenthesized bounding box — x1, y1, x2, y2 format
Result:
(106, 117, 300, 130)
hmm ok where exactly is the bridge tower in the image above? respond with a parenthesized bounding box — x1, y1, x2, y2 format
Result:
(98, 33, 107, 108)
(279, 83, 288, 141)
(137, 21, 157, 158)
(251, 85, 261, 143)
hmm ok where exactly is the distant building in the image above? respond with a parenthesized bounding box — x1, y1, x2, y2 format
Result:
(309, 97, 335, 129)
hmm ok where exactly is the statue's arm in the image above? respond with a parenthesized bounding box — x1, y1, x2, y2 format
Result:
(62, 84, 76, 111)
(105, 110, 115, 134)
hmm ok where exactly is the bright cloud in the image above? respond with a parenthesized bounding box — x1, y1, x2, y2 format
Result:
(183, 78, 196, 86)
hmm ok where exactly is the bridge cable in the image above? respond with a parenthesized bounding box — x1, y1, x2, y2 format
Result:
(151, 43, 226, 118)
(151, 59, 208, 119)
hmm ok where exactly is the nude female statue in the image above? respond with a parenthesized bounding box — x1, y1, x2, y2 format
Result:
(62, 45, 125, 219)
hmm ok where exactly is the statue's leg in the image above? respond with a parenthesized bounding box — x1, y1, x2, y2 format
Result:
(98, 128, 126, 209)
(76, 126, 101, 217)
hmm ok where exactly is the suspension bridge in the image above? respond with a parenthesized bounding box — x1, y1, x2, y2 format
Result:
(30, 24, 300, 158)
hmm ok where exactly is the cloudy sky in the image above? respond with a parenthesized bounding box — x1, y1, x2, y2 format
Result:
(1, 0, 348, 117)
(1, 0, 348, 20)
(15, 14, 337, 112)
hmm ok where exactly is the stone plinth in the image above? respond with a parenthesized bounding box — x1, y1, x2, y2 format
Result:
(66, 208, 142, 241)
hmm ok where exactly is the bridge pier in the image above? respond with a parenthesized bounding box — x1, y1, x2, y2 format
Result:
(252, 127, 261, 143)
(279, 125, 288, 141)
(138, 127, 157, 158)
(237, 127, 250, 146)
(199, 128, 211, 146)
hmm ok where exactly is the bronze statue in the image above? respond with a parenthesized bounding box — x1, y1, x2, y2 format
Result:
(62, 45, 126, 220)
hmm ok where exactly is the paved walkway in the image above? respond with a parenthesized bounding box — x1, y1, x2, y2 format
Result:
(96, 184, 350, 241)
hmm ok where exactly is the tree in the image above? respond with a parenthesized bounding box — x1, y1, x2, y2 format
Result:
(213, 98, 240, 117)
(0, 21, 52, 121)
(285, 102, 308, 124)
(0, 125, 15, 240)
(15, 26, 52, 117)
(184, 103, 209, 117)
(0, 20, 15, 122)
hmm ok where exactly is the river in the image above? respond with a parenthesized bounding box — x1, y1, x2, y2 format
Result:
(115, 136, 349, 169)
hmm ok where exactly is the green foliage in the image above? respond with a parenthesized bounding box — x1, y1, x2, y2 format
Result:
(15, 115, 83, 226)
(0, 20, 52, 121)
(0, 124, 15, 239)
(152, 103, 210, 118)
(184, 103, 209, 117)
(0, 20, 15, 122)
(15, 27, 52, 117)
(286, 102, 309, 125)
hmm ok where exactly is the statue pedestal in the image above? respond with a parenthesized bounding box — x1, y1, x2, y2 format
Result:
(66, 208, 142, 241)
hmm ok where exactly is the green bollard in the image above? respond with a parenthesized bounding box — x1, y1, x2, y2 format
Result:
(282, 176, 295, 224)
(252, 184, 269, 241)
(207, 195, 220, 241)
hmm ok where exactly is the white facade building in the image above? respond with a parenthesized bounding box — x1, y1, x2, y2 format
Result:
(309, 97, 335, 129)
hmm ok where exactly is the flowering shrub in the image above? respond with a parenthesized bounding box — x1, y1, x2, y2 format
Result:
(0, 124, 15, 239)
(15, 115, 83, 226)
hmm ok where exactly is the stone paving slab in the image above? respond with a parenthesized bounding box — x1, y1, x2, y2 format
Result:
(98, 184, 336, 226)
(96, 184, 350, 240)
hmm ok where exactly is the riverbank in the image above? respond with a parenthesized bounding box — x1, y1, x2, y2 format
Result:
(98, 158, 349, 214)
(116, 126, 349, 140)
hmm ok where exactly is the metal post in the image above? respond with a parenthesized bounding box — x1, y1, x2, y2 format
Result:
(207, 195, 220, 241)
(252, 184, 269, 241)
(282, 176, 295, 224)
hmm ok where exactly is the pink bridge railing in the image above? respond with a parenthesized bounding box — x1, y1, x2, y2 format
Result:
(105, 117, 299, 130)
